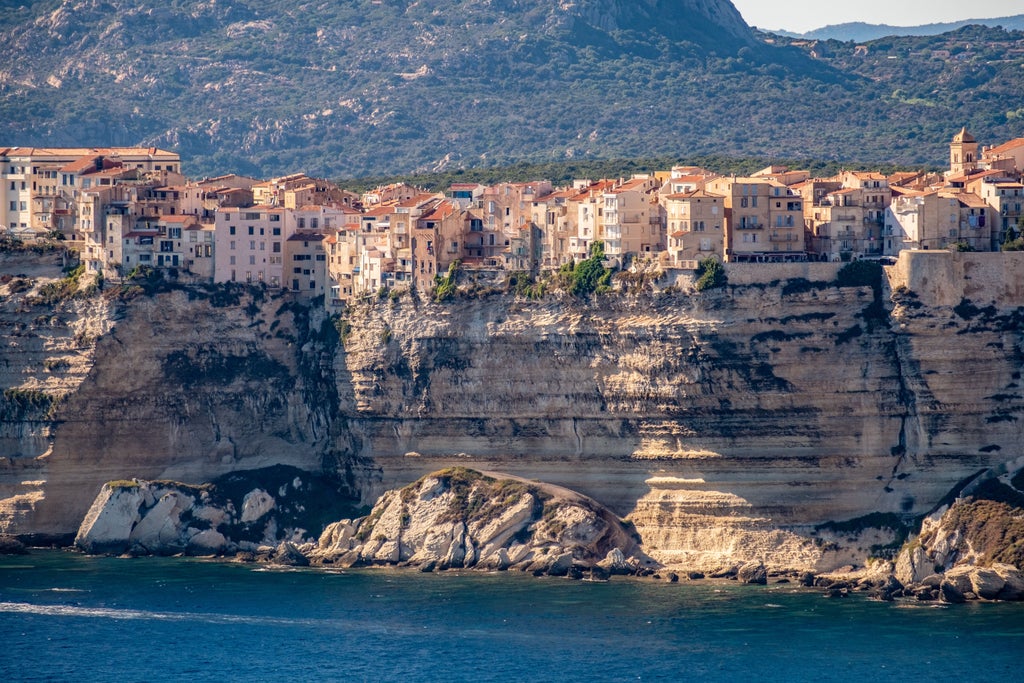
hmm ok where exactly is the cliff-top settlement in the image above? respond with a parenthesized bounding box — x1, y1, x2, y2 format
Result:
(3, 128, 1023, 307)
(4, 132, 1024, 595)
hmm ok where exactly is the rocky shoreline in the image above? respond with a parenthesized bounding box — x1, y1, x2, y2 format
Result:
(49, 465, 1024, 604)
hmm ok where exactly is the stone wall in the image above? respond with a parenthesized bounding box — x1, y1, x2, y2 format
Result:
(887, 250, 1024, 307)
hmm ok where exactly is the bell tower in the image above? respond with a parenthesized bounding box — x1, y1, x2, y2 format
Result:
(950, 127, 978, 176)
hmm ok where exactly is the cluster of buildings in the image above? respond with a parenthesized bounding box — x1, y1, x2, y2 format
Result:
(2, 128, 1023, 307)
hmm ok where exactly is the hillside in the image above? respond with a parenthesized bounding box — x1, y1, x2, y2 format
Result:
(1, 1, 1023, 179)
(787, 15, 1024, 42)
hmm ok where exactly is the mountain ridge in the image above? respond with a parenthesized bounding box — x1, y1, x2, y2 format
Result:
(773, 14, 1024, 42)
(1, 1, 1022, 177)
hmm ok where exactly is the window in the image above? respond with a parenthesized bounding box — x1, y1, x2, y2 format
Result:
(248, 226, 254, 235)
(272, 242, 281, 253)
(229, 240, 236, 250)
(249, 240, 255, 250)
(273, 227, 281, 236)
(169, 227, 181, 239)
(229, 226, 236, 235)
(229, 256, 236, 265)
(249, 255, 256, 265)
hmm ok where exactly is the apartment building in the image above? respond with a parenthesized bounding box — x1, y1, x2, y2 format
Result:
(284, 232, 328, 296)
(411, 199, 463, 292)
(661, 190, 725, 267)
(599, 176, 662, 264)
(706, 177, 804, 262)
(1, 146, 180, 236)
(213, 206, 289, 286)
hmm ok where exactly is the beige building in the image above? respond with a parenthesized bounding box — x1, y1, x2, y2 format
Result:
(706, 177, 805, 262)
(968, 175, 1024, 245)
(598, 176, 662, 265)
(284, 232, 328, 296)
(661, 190, 725, 267)
(982, 137, 1024, 173)
(411, 199, 463, 292)
(530, 187, 575, 270)
(1, 146, 180, 237)
(886, 190, 995, 252)
(213, 206, 288, 286)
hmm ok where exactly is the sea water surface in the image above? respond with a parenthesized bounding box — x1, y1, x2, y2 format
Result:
(1, 551, 1022, 682)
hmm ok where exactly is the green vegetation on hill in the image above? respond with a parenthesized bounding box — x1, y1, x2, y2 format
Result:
(1, 2, 1022, 178)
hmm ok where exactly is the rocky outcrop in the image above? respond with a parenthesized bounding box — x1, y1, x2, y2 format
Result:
(74, 465, 360, 556)
(309, 468, 650, 575)
(891, 474, 1024, 601)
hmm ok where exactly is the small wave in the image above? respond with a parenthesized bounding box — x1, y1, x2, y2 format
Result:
(47, 588, 86, 593)
(0, 601, 319, 627)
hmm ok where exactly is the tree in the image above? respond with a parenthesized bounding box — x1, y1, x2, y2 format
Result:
(694, 257, 726, 291)
(566, 241, 613, 296)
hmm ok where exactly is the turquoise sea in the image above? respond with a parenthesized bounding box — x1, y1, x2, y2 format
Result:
(1, 551, 1022, 682)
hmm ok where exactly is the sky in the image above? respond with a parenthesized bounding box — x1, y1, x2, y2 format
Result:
(730, 0, 1024, 33)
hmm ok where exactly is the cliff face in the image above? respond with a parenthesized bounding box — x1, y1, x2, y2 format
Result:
(4, 252, 1024, 571)
(1, 266, 366, 539)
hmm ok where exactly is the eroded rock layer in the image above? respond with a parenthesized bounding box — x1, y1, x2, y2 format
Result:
(4, 252, 1024, 572)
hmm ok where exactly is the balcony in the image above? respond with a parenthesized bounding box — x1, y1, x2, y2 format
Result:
(735, 223, 763, 230)
(604, 225, 622, 240)
(769, 233, 795, 243)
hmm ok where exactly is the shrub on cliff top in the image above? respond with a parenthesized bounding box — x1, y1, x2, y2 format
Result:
(432, 260, 460, 302)
(694, 257, 726, 291)
(835, 259, 882, 290)
(561, 241, 613, 296)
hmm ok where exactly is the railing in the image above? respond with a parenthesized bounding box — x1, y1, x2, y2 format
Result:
(735, 223, 764, 230)
(769, 233, 794, 242)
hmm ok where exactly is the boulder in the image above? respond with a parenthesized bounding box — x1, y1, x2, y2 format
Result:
(187, 529, 229, 554)
(970, 568, 1006, 600)
(546, 552, 575, 577)
(597, 548, 635, 575)
(0, 535, 28, 555)
(272, 541, 310, 567)
(939, 580, 966, 604)
(737, 561, 767, 585)
(241, 489, 275, 523)
(992, 564, 1024, 601)
(894, 544, 933, 586)
(942, 566, 975, 594)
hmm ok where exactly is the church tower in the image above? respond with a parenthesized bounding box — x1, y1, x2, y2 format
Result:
(950, 127, 978, 176)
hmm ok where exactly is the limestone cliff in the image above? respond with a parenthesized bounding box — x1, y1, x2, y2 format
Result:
(1, 261, 369, 540)
(5, 251, 1024, 574)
